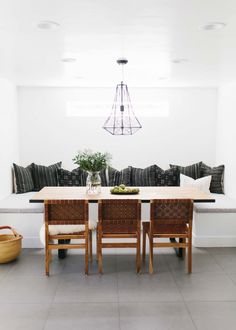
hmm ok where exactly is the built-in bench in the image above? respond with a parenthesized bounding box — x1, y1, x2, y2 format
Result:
(0, 193, 98, 248)
(193, 194, 236, 247)
(0, 192, 43, 247)
(0, 192, 236, 248)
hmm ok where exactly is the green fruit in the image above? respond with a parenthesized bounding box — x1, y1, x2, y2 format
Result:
(119, 184, 126, 189)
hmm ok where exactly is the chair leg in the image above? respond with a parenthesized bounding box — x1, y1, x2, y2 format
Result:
(149, 234, 154, 274)
(96, 229, 99, 262)
(85, 232, 89, 275)
(136, 234, 141, 273)
(142, 227, 146, 262)
(89, 230, 93, 263)
(188, 237, 192, 274)
(98, 232, 103, 274)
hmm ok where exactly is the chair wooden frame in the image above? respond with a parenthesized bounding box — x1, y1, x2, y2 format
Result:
(44, 199, 92, 276)
(142, 199, 194, 274)
(97, 199, 141, 274)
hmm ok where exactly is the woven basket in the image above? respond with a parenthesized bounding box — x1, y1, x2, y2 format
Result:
(0, 226, 23, 264)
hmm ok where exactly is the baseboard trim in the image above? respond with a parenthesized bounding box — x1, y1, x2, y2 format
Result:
(22, 237, 44, 248)
(193, 233, 236, 247)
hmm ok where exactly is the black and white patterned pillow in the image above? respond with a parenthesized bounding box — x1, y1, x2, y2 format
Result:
(170, 162, 202, 180)
(200, 163, 224, 194)
(156, 167, 180, 186)
(59, 168, 108, 186)
(108, 166, 132, 186)
(13, 163, 34, 193)
(130, 165, 157, 186)
(32, 162, 62, 191)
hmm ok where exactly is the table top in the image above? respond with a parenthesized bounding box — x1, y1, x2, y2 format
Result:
(29, 186, 215, 203)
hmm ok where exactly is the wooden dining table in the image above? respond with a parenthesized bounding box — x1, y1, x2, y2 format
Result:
(30, 186, 215, 258)
(29, 186, 215, 204)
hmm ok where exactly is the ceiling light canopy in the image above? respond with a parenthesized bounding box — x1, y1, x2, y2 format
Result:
(171, 58, 188, 64)
(36, 20, 60, 30)
(201, 22, 226, 31)
(61, 58, 77, 63)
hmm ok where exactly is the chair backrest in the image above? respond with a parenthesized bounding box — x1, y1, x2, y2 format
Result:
(150, 199, 193, 226)
(98, 199, 141, 233)
(44, 199, 88, 225)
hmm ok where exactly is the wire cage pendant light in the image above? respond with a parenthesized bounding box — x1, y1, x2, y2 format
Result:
(103, 58, 142, 135)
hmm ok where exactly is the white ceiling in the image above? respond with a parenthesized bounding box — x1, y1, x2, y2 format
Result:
(0, 0, 236, 87)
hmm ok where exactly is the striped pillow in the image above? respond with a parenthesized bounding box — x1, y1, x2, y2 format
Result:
(156, 166, 180, 186)
(130, 165, 157, 186)
(99, 168, 108, 186)
(13, 163, 34, 193)
(108, 166, 132, 186)
(170, 162, 202, 180)
(32, 162, 62, 191)
(200, 163, 225, 194)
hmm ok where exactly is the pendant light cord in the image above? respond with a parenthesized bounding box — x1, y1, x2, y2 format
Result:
(121, 64, 125, 82)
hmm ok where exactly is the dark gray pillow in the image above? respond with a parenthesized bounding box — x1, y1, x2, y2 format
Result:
(58, 168, 84, 186)
(13, 163, 34, 193)
(32, 162, 62, 191)
(156, 167, 180, 186)
(108, 166, 132, 186)
(170, 162, 202, 180)
(200, 163, 224, 194)
(130, 165, 157, 186)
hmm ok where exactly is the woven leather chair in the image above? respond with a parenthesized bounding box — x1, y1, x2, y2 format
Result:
(44, 199, 92, 276)
(97, 199, 141, 274)
(142, 199, 194, 274)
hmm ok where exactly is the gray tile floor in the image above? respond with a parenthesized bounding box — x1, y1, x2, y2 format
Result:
(0, 246, 236, 330)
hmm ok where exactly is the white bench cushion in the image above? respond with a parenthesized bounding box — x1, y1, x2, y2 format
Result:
(194, 193, 236, 213)
(0, 192, 44, 213)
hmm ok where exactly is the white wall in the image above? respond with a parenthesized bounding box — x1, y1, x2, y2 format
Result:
(217, 83, 236, 198)
(0, 78, 19, 198)
(18, 87, 217, 170)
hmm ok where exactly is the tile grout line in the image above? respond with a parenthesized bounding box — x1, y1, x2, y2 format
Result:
(116, 255, 122, 330)
(42, 258, 67, 330)
(166, 255, 198, 330)
(210, 253, 236, 286)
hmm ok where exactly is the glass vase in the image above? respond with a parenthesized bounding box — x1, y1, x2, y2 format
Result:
(86, 171, 101, 195)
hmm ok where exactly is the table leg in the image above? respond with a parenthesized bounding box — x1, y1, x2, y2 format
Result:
(58, 239, 71, 259)
(170, 238, 183, 258)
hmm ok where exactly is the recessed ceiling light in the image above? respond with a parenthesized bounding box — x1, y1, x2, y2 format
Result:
(36, 20, 60, 30)
(158, 76, 168, 80)
(74, 76, 84, 79)
(201, 22, 226, 31)
(171, 58, 188, 64)
(61, 58, 77, 63)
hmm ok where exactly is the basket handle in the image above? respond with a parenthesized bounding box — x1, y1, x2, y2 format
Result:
(0, 226, 19, 237)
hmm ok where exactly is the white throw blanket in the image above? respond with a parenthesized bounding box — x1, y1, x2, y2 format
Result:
(39, 220, 97, 246)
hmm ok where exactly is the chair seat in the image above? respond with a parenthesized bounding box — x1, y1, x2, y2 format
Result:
(49, 224, 96, 235)
(142, 221, 188, 235)
(40, 223, 96, 246)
